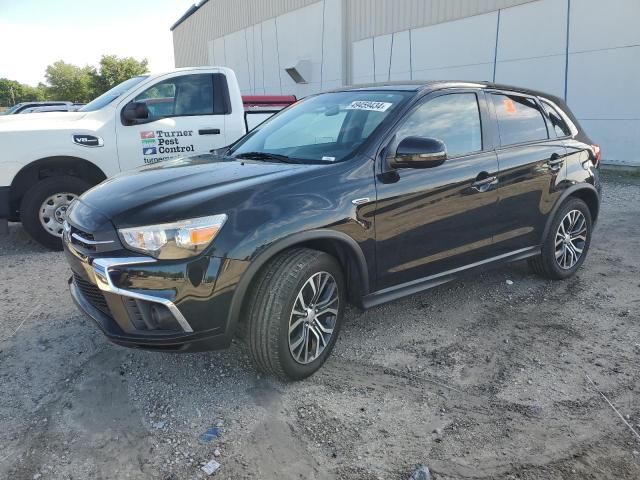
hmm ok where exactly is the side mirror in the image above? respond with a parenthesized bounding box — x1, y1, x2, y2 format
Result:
(391, 136, 447, 169)
(121, 101, 149, 125)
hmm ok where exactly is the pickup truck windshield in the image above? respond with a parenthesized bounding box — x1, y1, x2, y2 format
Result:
(80, 75, 149, 112)
(3, 104, 22, 115)
(230, 91, 411, 164)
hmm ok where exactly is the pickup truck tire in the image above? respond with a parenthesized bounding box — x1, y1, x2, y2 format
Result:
(246, 248, 345, 381)
(20, 176, 92, 250)
(528, 197, 592, 280)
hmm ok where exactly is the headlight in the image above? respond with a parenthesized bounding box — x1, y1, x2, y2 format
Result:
(118, 214, 227, 259)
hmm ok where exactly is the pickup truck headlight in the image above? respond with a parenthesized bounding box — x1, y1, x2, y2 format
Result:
(118, 214, 227, 259)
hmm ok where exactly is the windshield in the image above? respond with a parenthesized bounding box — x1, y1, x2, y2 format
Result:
(79, 75, 149, 112)
(3, 104, 22, 115)
(229, 91, 411, 164)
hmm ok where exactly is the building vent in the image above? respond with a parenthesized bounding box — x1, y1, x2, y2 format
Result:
(285, 60, 312, 84)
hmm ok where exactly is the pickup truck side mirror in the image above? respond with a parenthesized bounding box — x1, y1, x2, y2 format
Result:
(121, 101, 149, 125)
(391, 136, 447, 169)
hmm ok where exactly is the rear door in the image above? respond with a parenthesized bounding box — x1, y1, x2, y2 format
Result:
(115, 72, 231, 171)
(489, 92, 567, 253)
(374, 90, 500, 290)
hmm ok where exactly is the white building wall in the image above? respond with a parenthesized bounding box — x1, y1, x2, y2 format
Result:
(495, 0, 567, 98)
(350, 0, 639, 166)
(207, 0, 342, 97)
(411, 12, 498, 82)
(388, 31, 411, 81)
(179, 0, 639, 165)
(351, 38, 374, 84)
(567, 0, 640, 166)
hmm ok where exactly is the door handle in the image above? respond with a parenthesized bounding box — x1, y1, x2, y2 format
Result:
(472, 175, 498, 192)
(199, 128, 220, 135)
(548, 153, 564, 171)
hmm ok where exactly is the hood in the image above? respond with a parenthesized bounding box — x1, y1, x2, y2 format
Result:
(78, 154, 315, 227)
(0, 111, 92, 132)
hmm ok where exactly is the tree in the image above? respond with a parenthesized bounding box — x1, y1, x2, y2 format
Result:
(92, 55, 149, 94)
(45, 61, 95, 102)
(0, 78, 46, 107)
(0, 54, 150, 108)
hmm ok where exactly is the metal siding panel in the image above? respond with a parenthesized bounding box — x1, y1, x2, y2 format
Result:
(173, 0, 320, 66)
(346, 0, 537, 42)
(172, 0, 538, 67)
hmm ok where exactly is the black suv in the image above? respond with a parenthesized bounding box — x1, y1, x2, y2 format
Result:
(63, 81, 601, 380)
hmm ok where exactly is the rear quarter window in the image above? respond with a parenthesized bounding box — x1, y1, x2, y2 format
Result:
(492, 93, 548, 146)
(541, 100, 573, 137)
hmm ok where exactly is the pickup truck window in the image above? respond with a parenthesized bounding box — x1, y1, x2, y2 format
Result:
(80, 75, 148, 112)
(230, 91, 410, 163)
(135, 74, 216, 119)
(135, 73, 230, 121)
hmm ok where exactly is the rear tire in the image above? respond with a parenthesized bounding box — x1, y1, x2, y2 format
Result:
(246, 248, 345, 381)
(20, 176, 92, 250)
(528, 197, 592, 280)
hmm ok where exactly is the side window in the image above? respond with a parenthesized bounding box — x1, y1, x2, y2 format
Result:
(541, 100, 572, 137)
(491, 93, 548, 146)
(389, 93, 482, 158)
(135, 74, 214, 120)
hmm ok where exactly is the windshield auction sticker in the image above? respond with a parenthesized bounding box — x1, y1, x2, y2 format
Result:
(345, 101, 392, 112)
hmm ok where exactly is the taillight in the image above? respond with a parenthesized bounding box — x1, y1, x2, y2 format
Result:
(591, 144, 601, 166)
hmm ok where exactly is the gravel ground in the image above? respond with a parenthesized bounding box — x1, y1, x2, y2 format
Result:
(1, 171, 639, 480)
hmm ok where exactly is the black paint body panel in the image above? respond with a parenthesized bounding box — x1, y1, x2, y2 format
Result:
(63, 81, 601, 351)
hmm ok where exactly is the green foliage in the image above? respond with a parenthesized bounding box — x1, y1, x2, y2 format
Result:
(45, 61, 96, 103)
(1, 54, 149, 108)
(92, 55, 149, 93)
(0, 78, 47, 107)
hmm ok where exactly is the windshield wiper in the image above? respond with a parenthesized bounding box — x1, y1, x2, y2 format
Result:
(234, 152, 296, 163)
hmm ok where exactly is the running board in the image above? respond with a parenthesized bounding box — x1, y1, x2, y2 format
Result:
(361, 246, 540, 309)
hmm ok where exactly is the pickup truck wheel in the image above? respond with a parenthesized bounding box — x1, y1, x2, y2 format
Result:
(246, 248, 345, 381)
(20, 176, 92, 250)
(528, 198, 592, 280)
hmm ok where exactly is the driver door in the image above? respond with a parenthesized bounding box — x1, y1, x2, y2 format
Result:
(374, 90, 500, 290)
(115, 73, 230, 171)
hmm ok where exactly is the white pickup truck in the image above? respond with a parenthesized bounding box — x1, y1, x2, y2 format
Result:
(0, 67, 295, 248)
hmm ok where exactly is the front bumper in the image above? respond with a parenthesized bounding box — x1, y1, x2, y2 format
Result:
(64, 230, 249, 352)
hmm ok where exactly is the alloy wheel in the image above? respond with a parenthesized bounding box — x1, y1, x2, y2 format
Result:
(555, 209, 587, 270)
(39, 192, 77, 237)
(288, 271, 339, 364)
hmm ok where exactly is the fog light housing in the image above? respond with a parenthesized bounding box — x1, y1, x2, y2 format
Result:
(123, 298, 181, 332)
(150, 304, 176, 330)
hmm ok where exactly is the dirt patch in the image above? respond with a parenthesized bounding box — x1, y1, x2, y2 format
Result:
(1, 173, 639, 479)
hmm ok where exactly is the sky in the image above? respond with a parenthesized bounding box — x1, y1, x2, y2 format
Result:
(0, 0, 195, 86)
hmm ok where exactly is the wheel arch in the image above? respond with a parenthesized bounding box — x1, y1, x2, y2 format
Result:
(227, 230, 371, 337)
(9, 156, 107, 219)
(542, 184, 600, 242)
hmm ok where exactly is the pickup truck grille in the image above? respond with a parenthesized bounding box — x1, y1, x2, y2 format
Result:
(74, 274, 111, 316)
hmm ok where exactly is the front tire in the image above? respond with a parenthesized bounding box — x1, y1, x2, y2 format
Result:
(529, 197, 592, 280)
(20, 176, 92, 250)
(246, 248, 345, 381)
